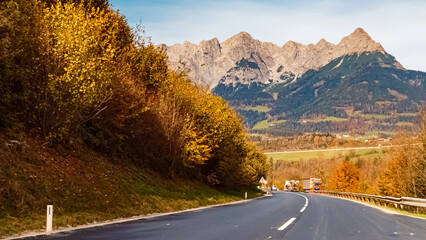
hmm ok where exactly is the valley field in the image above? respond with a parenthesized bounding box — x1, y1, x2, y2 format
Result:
(265, 148, 384, 162)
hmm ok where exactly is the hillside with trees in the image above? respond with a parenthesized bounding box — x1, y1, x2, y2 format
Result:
(0, 0, 268, 236)
(268, 113, 426, 198)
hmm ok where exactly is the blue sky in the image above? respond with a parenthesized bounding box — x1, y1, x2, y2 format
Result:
(110, 0, 426, 72)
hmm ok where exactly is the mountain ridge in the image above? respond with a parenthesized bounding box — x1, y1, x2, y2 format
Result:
(213, 50, 426, 135)
(164, 28, 390, 88)
(164, 28, 425, 135)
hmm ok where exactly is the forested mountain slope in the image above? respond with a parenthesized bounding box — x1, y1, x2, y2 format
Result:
(165, 29, 426, 134)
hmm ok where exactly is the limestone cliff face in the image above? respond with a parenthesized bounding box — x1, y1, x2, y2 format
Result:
(164, 28, 391, 88)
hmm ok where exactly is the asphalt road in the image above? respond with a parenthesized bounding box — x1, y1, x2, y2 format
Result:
(19, 192, 426, 240)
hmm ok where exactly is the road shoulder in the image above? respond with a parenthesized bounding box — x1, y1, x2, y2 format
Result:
(7, 194, 270, 240)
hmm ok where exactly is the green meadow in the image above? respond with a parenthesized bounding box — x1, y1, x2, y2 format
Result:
(265, 148, 383, 162)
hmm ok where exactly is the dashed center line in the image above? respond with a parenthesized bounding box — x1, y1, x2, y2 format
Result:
(293, 193, 309, 213)
(278, 217, 296, 231)
(300, 199, 309, 213)
(277, 193, 309, 231)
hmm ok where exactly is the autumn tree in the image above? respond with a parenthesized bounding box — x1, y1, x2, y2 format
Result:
(376, 129, 423, 197)
(0, 0, 46, 129)
(41, 0, 109, 9)
(376, 158, 404, 197)
(330, 161, 360, 192)
(36, 2, 132, 141)
(414, 112, 426, 198)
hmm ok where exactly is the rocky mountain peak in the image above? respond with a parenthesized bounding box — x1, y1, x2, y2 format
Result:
(352, 27, 370, 37)
(183, 40, 195, 46)
(200, 37, 219, 46)
(232, 31, 253, 39)
(165, 28, 393, 89)
(199, 37, 221, 52)
(222, 32, 256, 47)
(283, 40, 303, 49)
(316, 38, 334, 47)
(337, 28, 385, 54)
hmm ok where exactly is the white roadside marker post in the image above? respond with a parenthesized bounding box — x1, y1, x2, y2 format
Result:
(46, 204, 53, 232)
(245, 192, 247, 199)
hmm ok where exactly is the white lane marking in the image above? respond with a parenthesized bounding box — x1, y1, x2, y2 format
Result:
(409, 233, 415, 236)
(393, 232, 398, 235)
(278, 217, 296, 231)
(275, 193, 309, 232)
(290, 192, 309, 213)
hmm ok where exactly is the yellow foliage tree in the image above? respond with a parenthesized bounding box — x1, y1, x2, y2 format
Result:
(377, 114, 426, 198)
(415, 112, 426, 198)
(376, 159, 404, 197)
(330, 161, 360, 192)
(38, 2, 131, 140)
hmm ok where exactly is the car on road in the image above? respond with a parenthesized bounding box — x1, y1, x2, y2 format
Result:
(272, 185, 277, 191)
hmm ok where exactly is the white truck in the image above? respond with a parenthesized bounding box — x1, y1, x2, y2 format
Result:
(284, 180, 291, 191)
(285, 180, 299, 191)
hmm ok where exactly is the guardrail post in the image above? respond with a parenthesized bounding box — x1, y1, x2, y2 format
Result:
(46, 204, 53, 232)
(245, 192, 247, 199)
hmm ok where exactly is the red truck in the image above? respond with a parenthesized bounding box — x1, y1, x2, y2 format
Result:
(303, 178, 322, 192)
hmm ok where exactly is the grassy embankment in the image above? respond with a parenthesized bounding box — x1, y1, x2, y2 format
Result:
(0, 134, 262, 237)
(266, 148, 383, 162)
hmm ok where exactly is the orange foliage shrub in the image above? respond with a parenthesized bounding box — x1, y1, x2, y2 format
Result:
(329, 161, 360, 192)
